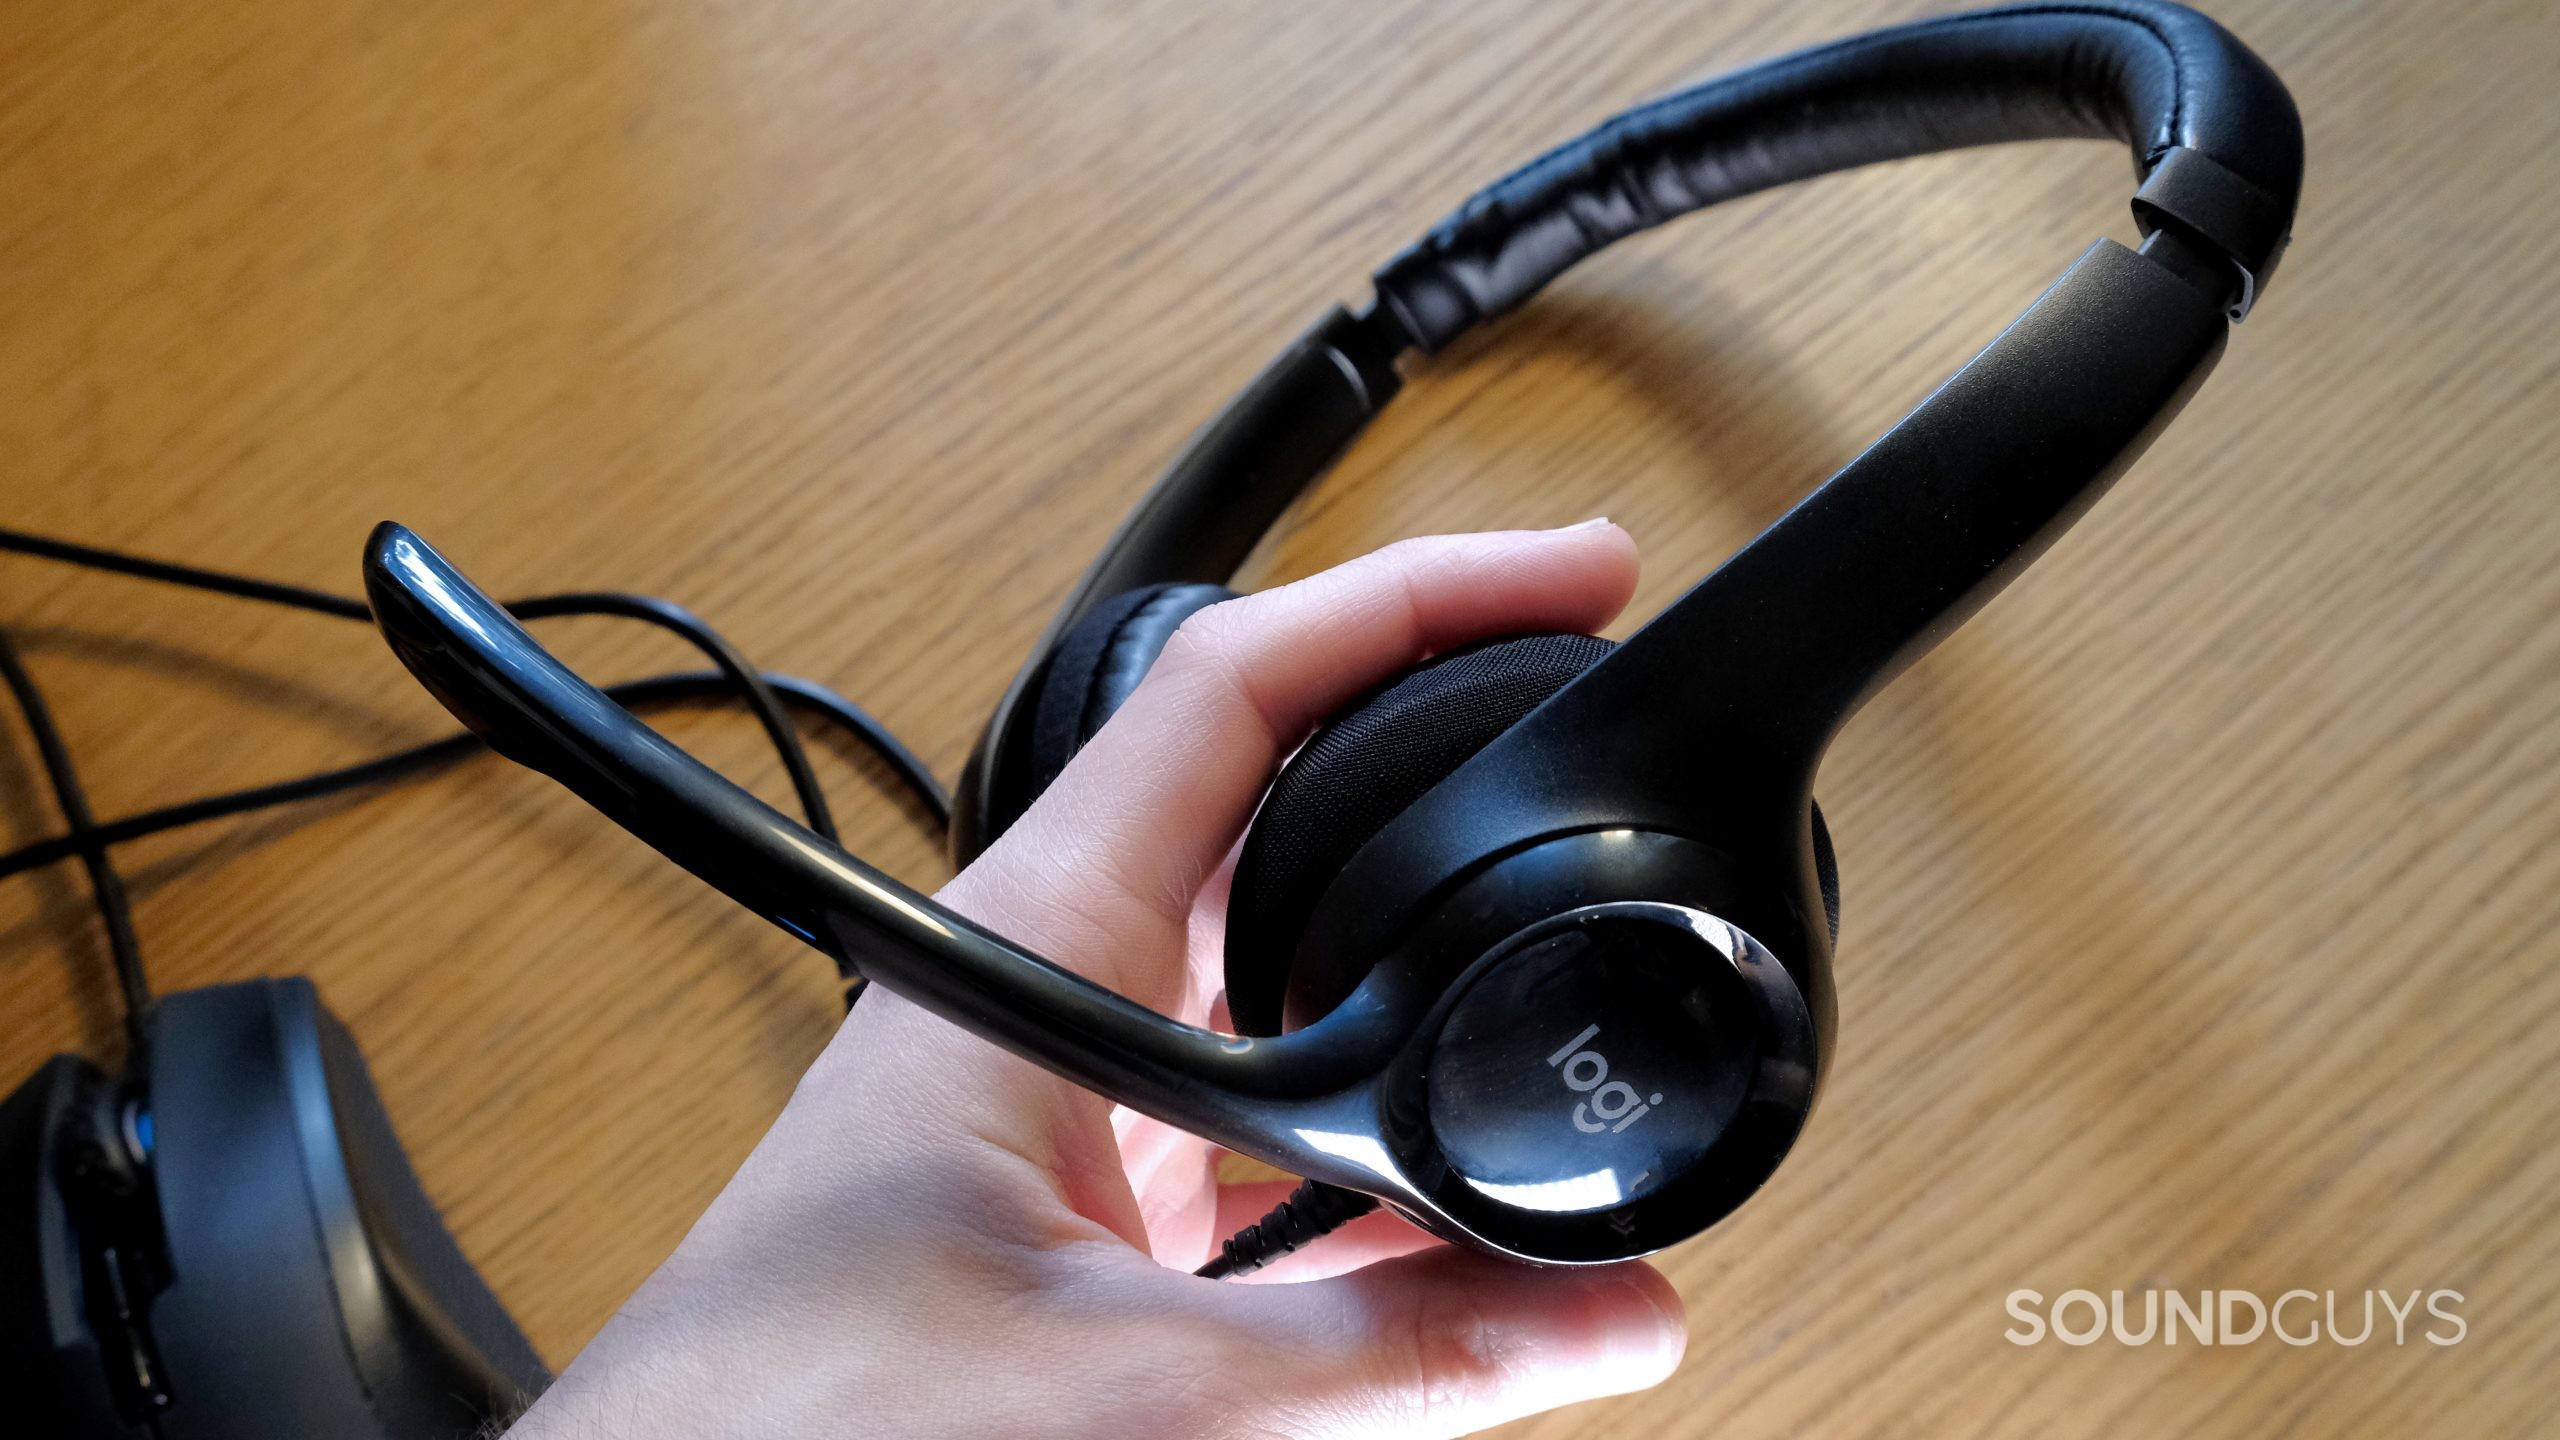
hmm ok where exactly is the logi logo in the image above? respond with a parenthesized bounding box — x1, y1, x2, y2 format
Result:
(1546, 1024, 1664, 1134)
(2003, 1289, 2467, 1347)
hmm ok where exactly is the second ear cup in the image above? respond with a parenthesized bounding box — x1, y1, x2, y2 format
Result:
(1223, 633, 1615, 1034)
(1017, 582, 1238, 816)
(1222, 633, 1844, 1035)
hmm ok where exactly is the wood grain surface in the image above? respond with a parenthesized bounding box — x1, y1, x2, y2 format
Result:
(4, 1, 2553, 1434)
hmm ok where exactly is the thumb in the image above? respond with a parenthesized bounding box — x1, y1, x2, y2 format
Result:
(1234, 1247, 1687, 1438)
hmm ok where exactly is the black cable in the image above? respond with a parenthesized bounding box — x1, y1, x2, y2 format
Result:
(1196, 1179, 1380, 1280)
(0, 526, 371, 620)
(2, 527, 953, 1013)
(0, 629, 153, 1045)
(0, 527, 844, 843)
(506, 593, 838, 841)
(0, 670, 950, 883)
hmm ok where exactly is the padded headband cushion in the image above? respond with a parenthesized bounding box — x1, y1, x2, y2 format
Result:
(1014, 582, 1239, 824)
(1374, 0, 2303, 350)
(1224, 633, 1842, 1035)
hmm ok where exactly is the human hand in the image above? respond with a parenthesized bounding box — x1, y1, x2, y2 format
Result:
(509, 522, 1687, 1440)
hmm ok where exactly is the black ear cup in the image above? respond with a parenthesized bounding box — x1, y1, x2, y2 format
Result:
(1014, 582, 1238, 821)
(1222, 633, 1843, 1035)
(1223, 633, 1614, 1034)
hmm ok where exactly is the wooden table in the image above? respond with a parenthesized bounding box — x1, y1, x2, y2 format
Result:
(4, 1, 2552, 1434)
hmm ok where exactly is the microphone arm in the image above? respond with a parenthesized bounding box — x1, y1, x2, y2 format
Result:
(361, 523, 1417, 1182)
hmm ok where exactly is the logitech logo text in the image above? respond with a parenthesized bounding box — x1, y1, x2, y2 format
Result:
(1546, 1024, 1663, 1134)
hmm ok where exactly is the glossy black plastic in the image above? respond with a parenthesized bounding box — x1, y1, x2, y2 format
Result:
(364, 235, 2226, 1259)
(964, 2, 2302, 874)
(364, 1, 2288, 1266)
(370, 528, 1828, 1262)
(367, 527, 1512, 1229)
(1391, 901, 1816, 1259)
(1292, 237, 2228, 1008)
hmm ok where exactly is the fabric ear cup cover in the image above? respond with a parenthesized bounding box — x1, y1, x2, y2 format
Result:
(1223, 633, 1611, 1035)
(1013, 582, 1238, 823)
(1221, 633, 1840, 1036)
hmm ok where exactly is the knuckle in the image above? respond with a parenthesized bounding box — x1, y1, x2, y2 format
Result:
(1148, 609, 1269, 719)
(1383, 1288, 1512, 1423)
(1371, 532, 1451, 567)
(1153, 602, 1250, 675)
(1368, 532, 1474, 585)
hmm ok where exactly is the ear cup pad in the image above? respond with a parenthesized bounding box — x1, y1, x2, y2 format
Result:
(1811, 799, 1841, 943)
(1221, 633, 1842, 1035)
(1018, 582, 1238, 816)
(1223, 633, 1614, 1035)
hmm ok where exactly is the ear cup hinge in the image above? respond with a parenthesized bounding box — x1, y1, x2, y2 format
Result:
(2131, 146, 2292, 322)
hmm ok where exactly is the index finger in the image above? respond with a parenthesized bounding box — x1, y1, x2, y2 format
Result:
(943, 521, 1638, 1009)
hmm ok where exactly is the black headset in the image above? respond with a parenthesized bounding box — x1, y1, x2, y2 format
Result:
(10, 5, 2301, 1435)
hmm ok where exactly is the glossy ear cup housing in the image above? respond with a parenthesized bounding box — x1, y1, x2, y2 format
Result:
(1224, 635, 1839, 1035)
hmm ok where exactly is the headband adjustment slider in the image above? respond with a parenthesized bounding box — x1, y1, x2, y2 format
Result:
(2132, 146, 2292, 322)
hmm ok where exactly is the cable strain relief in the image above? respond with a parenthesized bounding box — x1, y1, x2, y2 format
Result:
(1196, 1178, 1381, 1280)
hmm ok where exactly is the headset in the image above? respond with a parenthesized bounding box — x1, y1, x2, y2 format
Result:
(8, 3, 2300, 1435)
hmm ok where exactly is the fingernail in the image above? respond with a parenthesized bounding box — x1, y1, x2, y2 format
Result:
(1560, 516, 1614, 531)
